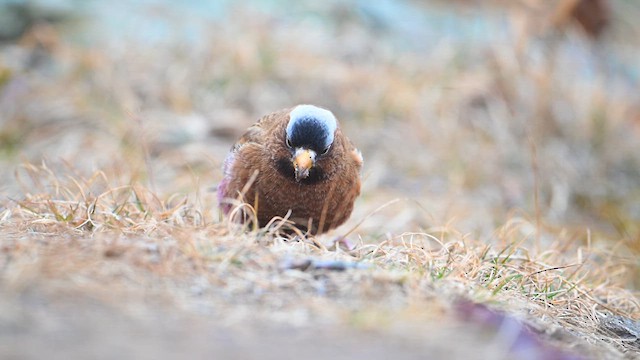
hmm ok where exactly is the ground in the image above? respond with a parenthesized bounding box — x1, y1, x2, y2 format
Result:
(1, 1, 639, 359)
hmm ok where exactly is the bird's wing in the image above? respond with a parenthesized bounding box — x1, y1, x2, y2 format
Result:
(231, 109, 287, 152)
(219, 119, 267, 210)
(232, 124, 262, 151)
(342, 135, 363, 171)
(351, 147, 364, 169)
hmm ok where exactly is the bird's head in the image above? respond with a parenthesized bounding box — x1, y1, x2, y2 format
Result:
(285, 105, 337, 182)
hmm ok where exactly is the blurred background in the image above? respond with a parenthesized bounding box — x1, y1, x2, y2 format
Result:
(1, 0, 639, 282)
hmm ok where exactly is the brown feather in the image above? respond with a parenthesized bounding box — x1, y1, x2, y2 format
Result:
(218, 107, 362, 234)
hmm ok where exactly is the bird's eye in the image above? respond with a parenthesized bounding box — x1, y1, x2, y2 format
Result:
(321, 145, 331, 155)
(286, 137, 292, 148)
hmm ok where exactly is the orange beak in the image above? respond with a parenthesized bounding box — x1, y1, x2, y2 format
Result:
(292, 148, 316, 182)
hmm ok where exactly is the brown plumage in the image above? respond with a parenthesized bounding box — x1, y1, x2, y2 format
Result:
(217, 105, 363, 234)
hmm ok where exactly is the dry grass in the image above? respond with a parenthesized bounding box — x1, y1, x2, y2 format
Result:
(1, 1, 640, 359)
(2, 161, 638, 358)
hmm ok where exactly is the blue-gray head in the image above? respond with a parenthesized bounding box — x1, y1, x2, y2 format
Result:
(285, 105, 338, 182)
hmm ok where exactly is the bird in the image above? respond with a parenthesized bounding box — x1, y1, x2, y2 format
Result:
(217, 105, 363, 235)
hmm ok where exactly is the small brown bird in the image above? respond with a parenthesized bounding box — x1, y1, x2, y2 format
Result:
(217, 105, 363, 234)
